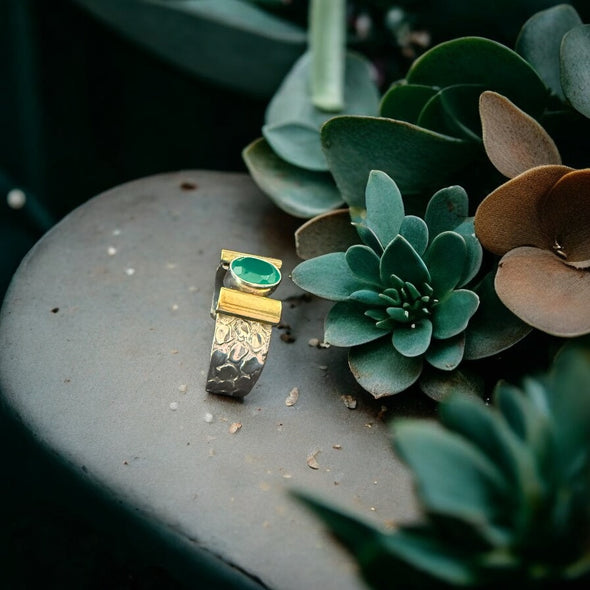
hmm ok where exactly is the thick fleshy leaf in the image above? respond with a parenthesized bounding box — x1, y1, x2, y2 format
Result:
(345, 244, 382, 286)
(349, 338, 422, 397)
(424, 185, 469, 240)
(474, 164, 572, 255)
(264, 51, 380, 170)
(295, 209, 359, 260)
(71, 0, 306, 97)
(322, 116, 475, 210)
(263, 121, 326, 171)
(417, 84, 484, 141)
(392, 319, 433, 358)
(495, 246, 590, 337)
(380, 235, 431, 287)
(364, 170, 405, 247)
(515, 4, 582, 101)
(538, 169, 590, 268)
(353, 223, 383, 254)
(393, 420, 510, 523)
(453, 219, 483, 287)
(380, 83, 438, 123)
(432, 290, 479, 340)
(561, 24, 590, 119)
(424, 232, 466, 297)
(325, 301, 389, 347)
(418, 366, 485, 402)
(290, 252, 366, 301)
(464, 271, 532, 360)
(406, 37, 548, 118)
(439, 395, 540, 492)
(243, 138, 343, 218)
(479, 91, 561, 179)
(425, 333, 465, 371)
(399, 216, 429, 256)
(348, 290, 385, 307)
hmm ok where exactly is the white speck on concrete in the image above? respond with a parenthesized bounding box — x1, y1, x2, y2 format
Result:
(107, 246, 117, 256)
(171, 304, 179, 311)
(169, 401, 179, 411)
(125, 268, 135, 276)
(178, 384, 187, 393)
(112, 229, 121, 236)
(204, 413, 214, 423)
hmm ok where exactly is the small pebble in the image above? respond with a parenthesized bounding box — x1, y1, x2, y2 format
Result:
(318, 341, 331, 349)
(7, 188, 26, 209)
(285, 387, 299, 407)
(204, 412, 214, 423)
(125, 268, 135, 276)
(171, 304, 179, 311)
(308, 338, 320, 347)
(341, 395, 357, 409)
(107, 246, 117, 256)
(332, 444, 342, 450)
(169, 402, 179, 411)
(178, 384, 187, 393)
(229, 422, 242, 434)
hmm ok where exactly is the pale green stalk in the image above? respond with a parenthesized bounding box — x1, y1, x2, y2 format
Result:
(309, 0, 346, 112)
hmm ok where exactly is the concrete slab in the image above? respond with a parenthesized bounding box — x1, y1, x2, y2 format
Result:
(0, 171, 424, 589)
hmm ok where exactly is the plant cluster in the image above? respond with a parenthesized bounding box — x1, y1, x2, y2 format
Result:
(296, 341, 590, 588)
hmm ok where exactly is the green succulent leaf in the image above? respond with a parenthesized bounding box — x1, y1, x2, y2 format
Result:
(325, 301, 389, 347)
(349, 289, 385, 307)
(393, 419, 511, 527)
(561, 24, 590, 119)
(406, 36, 548, 118)
(464, 271, 532, 361)
(352, 223, 384, 255)
(453, 219, 483, 287)
(364, 170, 405, 248)
(264, 51, 380, 170)
(345, 244, 382, 286)
(380, 235, 431, 287)
(424, 231, 467, 297)
(417, 84, 485, 141)
(349, 338, 422, 397)
(322, 116, 476, 211)
(432, 289, 479, 340)
(424, 333, 465, 371)
(262, 121, 326, 171)
(290, 252, 366, 301)
(392, 319, 433, 358)
(516, 4, 582, 102)
(399, 216, 429, 256)
(424, 185, 469, 239)
(418, 365, 485, 402)
(242, 138, 342, 218)
(380, 83, 438, 123)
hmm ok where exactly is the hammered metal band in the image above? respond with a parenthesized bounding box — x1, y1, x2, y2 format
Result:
(206, 250, 282, 398)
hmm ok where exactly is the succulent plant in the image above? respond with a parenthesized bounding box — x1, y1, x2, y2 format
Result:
(291, 170, 487, 398)
(295, 340, 590, 589)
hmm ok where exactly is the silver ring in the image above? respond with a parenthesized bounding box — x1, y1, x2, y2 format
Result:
(206, 249, 283, 397)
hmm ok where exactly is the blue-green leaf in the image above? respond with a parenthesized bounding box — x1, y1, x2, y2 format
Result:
(419, 366, 485, 402)
(291, 252, 366, 301)
(380, 235, 431, 287)
(425, 333, 465, 371)
(364, 170, 405, 247)
(561, 24, 590, 119)
(392, 319, 433, 357)
(432, 289, 479, 339)
(516, 4, 582, 102)
(345, 245, 382, 286)
(325, 301, 389, 346)
(263, 121, 326, 171)
(380, 83, 438, 123)
(453, 219, 483, 287)
(424, 185, 469, 240)
(243, 138, 342, 218)
(349, 289, 385, 307)
(352, 223, 384, 254)
(349, 338, 422, 397)
(399, 215, 429, 256)
(423, 232, 466, 297)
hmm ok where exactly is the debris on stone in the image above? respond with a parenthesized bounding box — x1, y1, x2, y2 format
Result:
(285, 387, 299, 407)
(377, 405, 388, 420)
(308, 337, 320, 347)
(204, 412, 214, 423)
(178, 384, 187, 393)
(341, 395, 357, 409)
(169, 401, 179, 411)
(332, 444, 342, 450)
(307, 449, 321, 470)
(229, 422, 242, 434)
(318, 341, 331, 349)
(125, 267, 135, 276)
(107, 246, 117, 256)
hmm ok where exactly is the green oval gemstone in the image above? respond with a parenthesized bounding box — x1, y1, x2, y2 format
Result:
(230, 256, 281, 287)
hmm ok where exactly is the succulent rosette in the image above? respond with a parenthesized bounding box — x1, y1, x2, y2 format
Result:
(292, 170, 483, 397)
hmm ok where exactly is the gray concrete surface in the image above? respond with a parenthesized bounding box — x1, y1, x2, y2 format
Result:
(0, 171, 423, 589)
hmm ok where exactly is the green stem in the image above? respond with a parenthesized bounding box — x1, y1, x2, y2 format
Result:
(309, 0, 345, 112)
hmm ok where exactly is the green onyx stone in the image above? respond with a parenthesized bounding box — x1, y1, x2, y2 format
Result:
(230, 256, 281, 286)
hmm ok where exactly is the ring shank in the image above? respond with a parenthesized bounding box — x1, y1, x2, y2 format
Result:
(206, 312, 273, 397)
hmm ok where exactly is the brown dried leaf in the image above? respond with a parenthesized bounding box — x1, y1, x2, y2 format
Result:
(480, 91, 561, 178)
(496, 246, 590, 337)
(295, 209, 359, 260)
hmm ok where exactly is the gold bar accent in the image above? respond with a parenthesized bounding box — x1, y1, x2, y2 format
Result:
(216, 287, 282, 324)
(220, 249, 282, 270)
